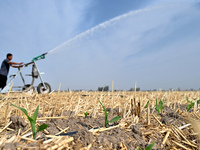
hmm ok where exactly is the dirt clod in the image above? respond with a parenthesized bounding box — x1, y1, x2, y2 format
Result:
(73, 128, 94, 147)
(131, 125, 142, 135)
(9, 116, 27, 130)
(2, 143, 15, 150)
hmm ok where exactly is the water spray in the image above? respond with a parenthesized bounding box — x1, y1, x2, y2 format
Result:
(47, 5, 163, 55)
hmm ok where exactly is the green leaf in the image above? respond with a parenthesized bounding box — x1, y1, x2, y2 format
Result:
(11, 103, 29, 117)
(145, 101, 149, 108)
(186, 98, 196, 112)
(11, 103, 33, 122)
(108, 116, 121, 123)
(36, 124, 48, 133)
(187, 103, 194, 112)
(186, 98, 192, 103)
(32, 106, 39, 123)
(197, 99, 200, 104)
(137, 148, 142, 150)
(155, 99, 159, 113)
(11, 103, 36, 138)
(84, 111, 88, 117)
(145, 142, 155, 150)
(30, 120, 36, 139)
(159, 100, 163, 114)
(98, 99, 108, 127)
(11, 103, 48, 139)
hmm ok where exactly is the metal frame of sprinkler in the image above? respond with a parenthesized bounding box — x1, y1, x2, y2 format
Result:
(0, 53, 51, 94)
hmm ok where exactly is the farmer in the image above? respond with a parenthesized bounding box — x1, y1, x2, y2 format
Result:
(0, 53, 23, 89)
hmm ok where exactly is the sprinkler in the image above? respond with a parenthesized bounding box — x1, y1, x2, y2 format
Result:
(0, 53, 51, 94)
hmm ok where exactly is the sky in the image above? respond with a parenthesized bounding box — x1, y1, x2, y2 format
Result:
(0, 0, 200, 91)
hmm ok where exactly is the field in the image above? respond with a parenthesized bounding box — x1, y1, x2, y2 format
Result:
(0, 90, 200, 149)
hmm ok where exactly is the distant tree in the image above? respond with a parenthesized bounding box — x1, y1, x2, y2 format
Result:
(129, 87, 140, 91)
(136, 87, 140, 91)
(98, 87, 103, 91)
(104, 86, 109, 91)
(98, 86, 109, 91)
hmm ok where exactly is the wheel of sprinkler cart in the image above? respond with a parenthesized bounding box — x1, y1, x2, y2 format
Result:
(37, 82, 51, 94)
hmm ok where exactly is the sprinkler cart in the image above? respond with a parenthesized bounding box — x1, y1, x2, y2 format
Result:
(0, 53, 51, 94)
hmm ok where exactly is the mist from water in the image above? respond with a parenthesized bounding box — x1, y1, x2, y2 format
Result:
(48, 5, 161, 55)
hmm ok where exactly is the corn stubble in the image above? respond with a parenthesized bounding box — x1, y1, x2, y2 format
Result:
(0, 90, 200, 149)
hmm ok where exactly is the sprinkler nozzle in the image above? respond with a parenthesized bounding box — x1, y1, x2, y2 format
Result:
(32, 52, 48, 62)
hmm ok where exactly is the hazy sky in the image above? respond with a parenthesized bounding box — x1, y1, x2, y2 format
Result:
(0, 0, 200, 91)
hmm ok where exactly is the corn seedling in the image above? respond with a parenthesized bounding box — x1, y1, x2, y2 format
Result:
(11, 103, 48, 139)
(98, 99, 121, 127)
(137, 142, 155, 150)
(155, 99, 163, 114)
(84, 111, 88, 117)
(145, 101, 149, 108)
(186, 98, 200, 112)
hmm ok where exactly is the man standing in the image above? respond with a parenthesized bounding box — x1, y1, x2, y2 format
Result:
(0, 53, 23, 89)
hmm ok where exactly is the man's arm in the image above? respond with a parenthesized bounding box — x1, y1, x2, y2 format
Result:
(8, 61, 23, 65)
(8, 61, 24, 68)
(11, 65, 23, 68)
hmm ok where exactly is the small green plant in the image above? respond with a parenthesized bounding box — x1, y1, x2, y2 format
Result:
(186, 98, 200, 112)
(84, 111, 88, 117)
(145, 101, 149, 108)
(98, 99, 121, 127)
(155, 99, 163, 114)
(11, 103, 48, 139)
(137, 142, 155, 150)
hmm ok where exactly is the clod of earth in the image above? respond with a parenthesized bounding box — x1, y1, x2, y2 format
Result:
(9, 116, 27, 130)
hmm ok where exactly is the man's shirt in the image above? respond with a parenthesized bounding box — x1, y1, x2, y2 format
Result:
(0, 59, 11, 76)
